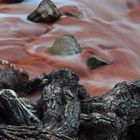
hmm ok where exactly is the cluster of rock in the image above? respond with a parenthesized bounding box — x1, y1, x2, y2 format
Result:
(0, 0, 139, 140)
(0, 60, 140, 140)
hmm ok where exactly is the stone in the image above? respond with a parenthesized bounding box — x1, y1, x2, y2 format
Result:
(87, 55, 108, 69)
(50, 35, 82, 56)
(27, 0, 61, 23)
(0, 59, 29, 90)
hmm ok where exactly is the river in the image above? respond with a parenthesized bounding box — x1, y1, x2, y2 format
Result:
(0, 0, 140, 96)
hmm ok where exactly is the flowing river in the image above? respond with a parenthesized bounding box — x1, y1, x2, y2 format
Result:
(0, 0, 140, 96)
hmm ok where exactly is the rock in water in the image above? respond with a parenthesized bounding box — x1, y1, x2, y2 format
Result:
(0, 60, 29, 90)
(87, 55, 108, 69)
(27, 0, 61, 23)
(50, 35, 82, 56)
(0, 0, 23, 3)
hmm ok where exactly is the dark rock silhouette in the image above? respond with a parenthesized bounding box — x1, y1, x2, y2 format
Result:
(0, 61, 140, 140)
(27, 0, 61, 23)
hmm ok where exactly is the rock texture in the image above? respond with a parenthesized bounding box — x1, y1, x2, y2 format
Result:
(87, 55, 108, 69)
(0, 59, 29, 90)
(0, 61, 140, 140)
(27, 0, 61, 23)
(50, 35, 82, 56)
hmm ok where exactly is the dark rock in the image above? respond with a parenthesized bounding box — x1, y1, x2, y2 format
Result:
(0, 89, 40, 126)
(0, 65, 140, 140)
(27, 0, 61, 23)
(87, 55, 108, 69)
(37, 69, 85, 136)
(0, 125, 72, 140)
(79, 81, 140, 140)
(50, 35, 82, 56)
(0, 60, 29, 90)
(0, 0, 23, 3)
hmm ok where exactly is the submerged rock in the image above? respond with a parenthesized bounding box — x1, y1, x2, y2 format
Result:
(27, 0, 61, 23)
(0, 0, 23, 3)
(0, 60, 29, 90)
(87, 55, 108, 69)
(50, 35, 82, 56)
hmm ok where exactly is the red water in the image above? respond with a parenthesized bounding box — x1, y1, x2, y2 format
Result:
(1, 0, 140, 96)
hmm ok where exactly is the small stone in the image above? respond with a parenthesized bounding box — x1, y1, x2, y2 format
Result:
(27, 0, 61, 23)
(87, 55, 108, 69)
(50, 35, 82, 56)
(0, 0, 23, 3)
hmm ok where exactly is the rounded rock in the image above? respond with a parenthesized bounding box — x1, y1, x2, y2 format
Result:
(50, 35, 82, 56)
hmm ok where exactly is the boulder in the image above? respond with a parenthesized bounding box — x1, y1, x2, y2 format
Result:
(27, 0, 61, 23)
(50, 35, 82, 56)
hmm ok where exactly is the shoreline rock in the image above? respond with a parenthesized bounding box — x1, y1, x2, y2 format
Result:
(0, 61, 139, 140)
(87, 55, 108, 69)
(27, 0, 61, 23)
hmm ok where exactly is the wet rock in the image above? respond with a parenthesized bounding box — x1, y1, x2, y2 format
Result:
(79, 81, 140, 140)
(0, 89, 40, 126)
(0, 0, 23, 3)
(0, 59, 29, 90)
(0, 67, 140, 140)
(27, 0, 61, 23)
(87, 55, 108, 69)
(50, 35, 82, 56)
(37, 69, 85, 136)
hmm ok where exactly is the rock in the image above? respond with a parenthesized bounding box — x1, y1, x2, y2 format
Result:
(50, 35, 82, 56)
(87, 55, 108, 69)
(130, 79, 140, 92)
(0, 0, 23, 3)
(0, 89, 40, 126)
(40, 69, 83, 135)
(0, 67, 140, 140)
(0, 59, 29, 90)
(27, 0, 61, 23)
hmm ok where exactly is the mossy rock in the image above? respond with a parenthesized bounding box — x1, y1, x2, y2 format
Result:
(50, 35, 82, 56)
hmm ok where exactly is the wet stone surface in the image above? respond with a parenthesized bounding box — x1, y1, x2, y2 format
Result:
(0, 61, 140, 139)
(0, 59, 29, 90)
(50, 35, 82, 56)
(27, 0, 61, 23)
(87, 55, 108, 69)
